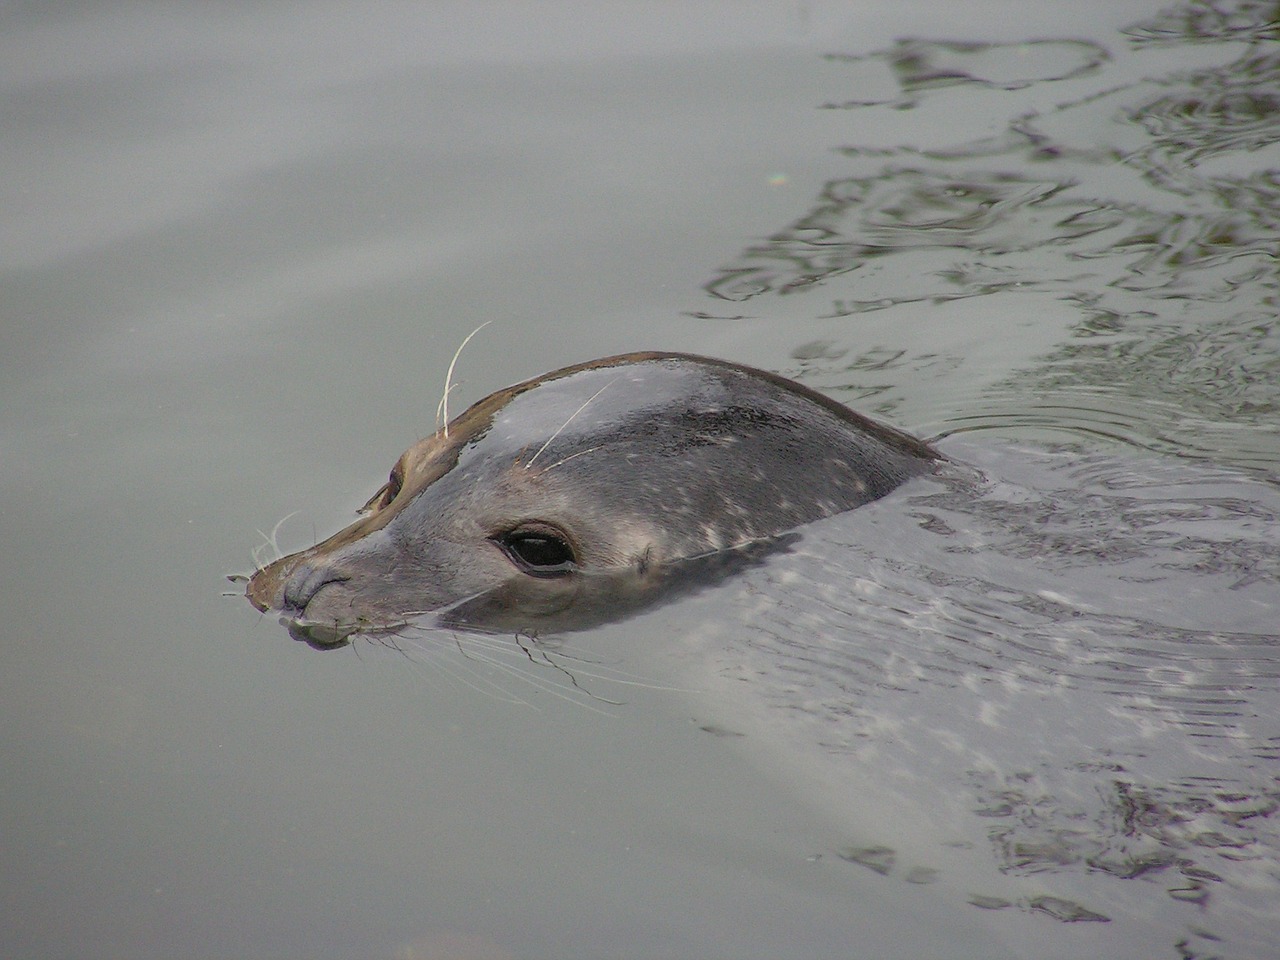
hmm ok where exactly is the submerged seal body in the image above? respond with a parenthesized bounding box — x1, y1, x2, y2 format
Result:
(246, 352, 939, 641)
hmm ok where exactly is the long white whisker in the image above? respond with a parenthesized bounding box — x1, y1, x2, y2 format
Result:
(371, 625, 653, 713)
(438, 321, 492, 438)
(539, 445, 604, 473)
(434, 384, 460, 435)
(251, 510, 300, 570)
(374, 632, 537, 705)
(529, 640, 699, 692)
(437, 642, 540, 705)
(535, 661, 697, 694)
(524, 379, 617, 470)
(443, 635, 622, 713)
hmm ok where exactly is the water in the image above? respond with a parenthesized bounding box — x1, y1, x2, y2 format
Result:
(2, 1, 1278, 958)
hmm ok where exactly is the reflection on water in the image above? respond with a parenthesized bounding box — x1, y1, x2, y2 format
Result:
(336, 435, 1280, 956)
(701, 0, 1280, 472)
(654, 439, 1278, 956)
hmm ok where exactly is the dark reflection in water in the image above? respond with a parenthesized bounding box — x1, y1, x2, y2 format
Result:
(700, 0, 1280, 473)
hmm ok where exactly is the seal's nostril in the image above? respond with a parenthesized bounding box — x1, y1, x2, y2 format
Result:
(281, 562, 350, 615)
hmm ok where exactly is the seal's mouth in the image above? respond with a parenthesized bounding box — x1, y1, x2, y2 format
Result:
(284, 617, 357, 650)
(246, 554, 378, 649)
(246, 553, 349, 616)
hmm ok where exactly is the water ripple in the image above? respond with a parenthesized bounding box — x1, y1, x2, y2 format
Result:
(697, 6, 1280, 473)
(672, 438, 1280, 952)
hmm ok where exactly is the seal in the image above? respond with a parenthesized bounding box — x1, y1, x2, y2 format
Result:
(245, 352, 939, 643)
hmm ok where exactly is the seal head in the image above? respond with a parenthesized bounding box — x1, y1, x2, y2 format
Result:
(245, 352, 939, 643)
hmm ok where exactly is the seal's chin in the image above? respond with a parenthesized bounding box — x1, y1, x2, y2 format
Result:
(266, 574, 414, 649)
(284, 617, 361, 650)
(280, 610, 414, 650)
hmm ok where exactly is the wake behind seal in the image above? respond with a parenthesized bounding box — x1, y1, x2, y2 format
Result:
(244, 352, 941, 644)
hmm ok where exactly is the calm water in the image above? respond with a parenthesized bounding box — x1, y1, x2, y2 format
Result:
(3, 2, 1277, 958)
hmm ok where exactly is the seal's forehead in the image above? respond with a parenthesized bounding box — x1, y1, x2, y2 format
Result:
(471, 358, 722, 454)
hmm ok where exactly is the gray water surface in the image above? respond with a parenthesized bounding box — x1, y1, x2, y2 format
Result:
(3, 2, 1278, 958)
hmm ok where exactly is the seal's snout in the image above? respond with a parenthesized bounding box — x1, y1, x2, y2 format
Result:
(245, 557, 291, 613)
(279, 560, 351, 616)
(245, 552, 340, 617)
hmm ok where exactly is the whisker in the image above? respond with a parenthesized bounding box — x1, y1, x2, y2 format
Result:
(372, 632, 538, 705)
(434, 385, 460, 436)
(250, 510, 300, 571)
(527, 642, 700, 693)
(438, 321, 492, 438)
(368, 624, 653, 714)
(514, 633, 627, 705)
(524, 379, 617, 470)
(539, 445, 604, 473)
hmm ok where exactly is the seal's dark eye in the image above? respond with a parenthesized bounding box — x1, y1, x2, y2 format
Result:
(494, 526, 577, 577)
